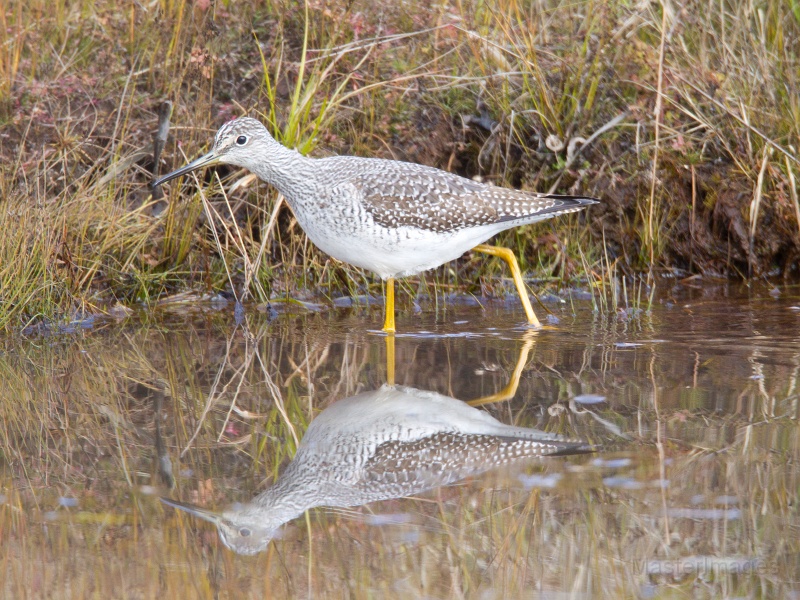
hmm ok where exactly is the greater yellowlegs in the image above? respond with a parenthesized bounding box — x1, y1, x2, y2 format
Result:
(162, 383, 589, 555)
(153, 117, 598, 331)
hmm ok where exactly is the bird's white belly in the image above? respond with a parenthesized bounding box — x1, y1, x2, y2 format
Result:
(304, 222, 502, 280)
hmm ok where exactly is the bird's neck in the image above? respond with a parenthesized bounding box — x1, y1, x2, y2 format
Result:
(250, 143, 316, 198)
(247, 462, 323, 523)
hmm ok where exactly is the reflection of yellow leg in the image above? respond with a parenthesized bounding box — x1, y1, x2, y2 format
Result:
(468, 334, 535, 406)
(382, 278, 396, 333)
(473, 244, 541, 328)
(385, 333, 395, 386)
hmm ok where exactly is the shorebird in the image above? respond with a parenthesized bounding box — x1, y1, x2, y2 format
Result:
(162, 384, 589, 555)
(153, 117, 598, 332)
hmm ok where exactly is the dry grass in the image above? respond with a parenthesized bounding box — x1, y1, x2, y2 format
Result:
(1, 0, 798, 331)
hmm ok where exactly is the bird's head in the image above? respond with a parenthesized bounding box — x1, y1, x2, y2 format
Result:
(161, 496, 279, 555)
(153, 117, 277, 187)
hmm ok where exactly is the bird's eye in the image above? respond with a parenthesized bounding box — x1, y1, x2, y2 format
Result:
(239, 528, 251, 537)
(236, 135, 248, 146)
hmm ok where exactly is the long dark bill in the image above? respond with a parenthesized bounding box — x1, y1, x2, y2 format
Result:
(160, 496, 222, 525)
(152, 151, 219, 188)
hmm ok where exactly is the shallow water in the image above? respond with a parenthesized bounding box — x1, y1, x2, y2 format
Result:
(1, 281, 799, 598)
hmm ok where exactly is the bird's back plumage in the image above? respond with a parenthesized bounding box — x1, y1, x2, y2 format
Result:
(317, 156, 595, 234)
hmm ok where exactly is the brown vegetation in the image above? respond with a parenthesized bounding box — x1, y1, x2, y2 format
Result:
(1, 0, 798, 330)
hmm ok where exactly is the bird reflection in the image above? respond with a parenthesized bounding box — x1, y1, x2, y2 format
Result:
(163, 382, 589, 555)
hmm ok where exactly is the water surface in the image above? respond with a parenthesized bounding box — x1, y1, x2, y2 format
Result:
(1, 282, 798, 598)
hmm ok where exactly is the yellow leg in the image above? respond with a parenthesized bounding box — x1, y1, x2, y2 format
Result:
(385, 333, 395, 386)
(468, 334, 534, 406)
(473, 244, 541, 328)
(382, 277, 396, 333)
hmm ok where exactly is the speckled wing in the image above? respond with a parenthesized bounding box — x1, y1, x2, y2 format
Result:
(343, 161, 584, 234)
(356, 432, 586, 496)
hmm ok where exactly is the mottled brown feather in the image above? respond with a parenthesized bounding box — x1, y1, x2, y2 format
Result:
(342, 161, 582, 233)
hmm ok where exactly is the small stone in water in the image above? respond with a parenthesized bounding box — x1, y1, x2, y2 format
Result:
(518, 473, 562, 489)
(365, 513, 413, 526)
(574, 394, 606, 405)
(592, 457, 632, 468)
(603, 477, 643, 490)
(714, 495, 739, 505)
